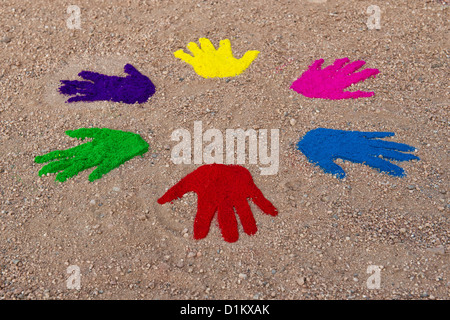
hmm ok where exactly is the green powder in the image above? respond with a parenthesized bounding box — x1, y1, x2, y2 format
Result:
(35, 128, 149, 182)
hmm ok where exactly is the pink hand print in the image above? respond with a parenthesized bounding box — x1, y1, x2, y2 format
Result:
(290, 57, 380, 100)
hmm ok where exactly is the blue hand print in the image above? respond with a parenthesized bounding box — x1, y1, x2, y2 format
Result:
(59, 64, 156, 104)
(297, 128, 419, 179)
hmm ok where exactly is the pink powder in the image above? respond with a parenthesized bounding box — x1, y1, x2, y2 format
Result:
(290, 57, 380, 100)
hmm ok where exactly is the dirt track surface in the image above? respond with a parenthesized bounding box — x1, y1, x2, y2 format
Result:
(0, 0, 448, 299)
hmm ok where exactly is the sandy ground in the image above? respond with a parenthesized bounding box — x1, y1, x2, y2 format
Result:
(0, 0, 448, 300)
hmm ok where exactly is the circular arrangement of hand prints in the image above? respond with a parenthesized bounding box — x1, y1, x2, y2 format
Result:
(0, 1, 447, 301)
(39, 36, 420, 243)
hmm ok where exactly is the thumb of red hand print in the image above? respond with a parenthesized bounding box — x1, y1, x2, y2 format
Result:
(157, 164, 278, 243)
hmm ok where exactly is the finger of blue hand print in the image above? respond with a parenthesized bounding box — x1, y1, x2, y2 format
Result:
(362, 156, 406, 177)
(356, 131, 394, 139)
(371, 149, 420, 162)
(367, 139, 417, 152)
(318, 159, 347, 179)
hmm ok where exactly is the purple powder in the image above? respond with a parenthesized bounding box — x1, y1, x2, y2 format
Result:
(59, 64, 156, 104)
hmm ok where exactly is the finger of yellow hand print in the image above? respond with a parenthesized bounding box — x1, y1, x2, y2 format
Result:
(174, 38, 259, 78)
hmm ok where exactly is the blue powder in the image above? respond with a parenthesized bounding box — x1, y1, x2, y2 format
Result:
(297, 128, 419, 179)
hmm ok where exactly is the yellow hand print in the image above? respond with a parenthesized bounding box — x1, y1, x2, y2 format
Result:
(174, 38, 259, 78)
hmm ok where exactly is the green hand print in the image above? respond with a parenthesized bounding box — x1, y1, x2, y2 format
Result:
(35, 128, 149, 182)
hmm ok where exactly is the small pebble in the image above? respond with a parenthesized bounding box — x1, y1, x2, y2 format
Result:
(176, 260, 184, 268)
(238, 273, 247, 280)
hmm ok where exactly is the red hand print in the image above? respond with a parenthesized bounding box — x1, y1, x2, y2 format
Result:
(157, 164, 278, 243)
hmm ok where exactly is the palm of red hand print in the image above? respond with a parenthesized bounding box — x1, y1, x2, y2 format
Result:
(290, 57, 380, 100)
(157, 164, 278, 243)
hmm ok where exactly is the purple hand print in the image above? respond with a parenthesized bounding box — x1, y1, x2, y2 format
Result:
(59, 64, 156, 104)
(290, 58, 380, 100)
